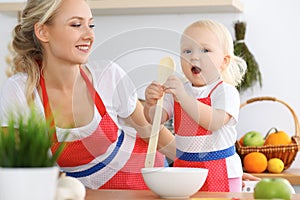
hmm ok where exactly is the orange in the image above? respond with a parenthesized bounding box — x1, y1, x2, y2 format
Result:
(264, 127, 291, 145)
(239, 135, 245, 146)
(243, 152, 268, 173)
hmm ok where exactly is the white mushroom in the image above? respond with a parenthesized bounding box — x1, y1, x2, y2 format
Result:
(55, 173, 86, 200)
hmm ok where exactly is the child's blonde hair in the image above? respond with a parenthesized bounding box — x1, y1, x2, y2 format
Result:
(182, 19, 247, 86)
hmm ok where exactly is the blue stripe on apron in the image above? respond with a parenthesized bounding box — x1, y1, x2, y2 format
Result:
(177, 145, 235, 162)
(66, 130, 125, 178)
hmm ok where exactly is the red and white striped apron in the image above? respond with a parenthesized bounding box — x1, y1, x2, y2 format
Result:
(173, 81, 235, 192)
(40, 68, 164, 189)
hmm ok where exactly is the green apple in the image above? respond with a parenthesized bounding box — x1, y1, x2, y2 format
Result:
(243, 131, 265, 146)
(254, 178, 293, 200)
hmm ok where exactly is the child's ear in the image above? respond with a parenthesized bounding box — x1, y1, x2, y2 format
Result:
(34, 23, 49, 42)
(221, 55, 231, 70)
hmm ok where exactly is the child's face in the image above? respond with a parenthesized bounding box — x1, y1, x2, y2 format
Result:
(180, 26, 229, 87)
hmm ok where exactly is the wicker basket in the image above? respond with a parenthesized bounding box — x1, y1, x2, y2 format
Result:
(235, 96, 300, 170)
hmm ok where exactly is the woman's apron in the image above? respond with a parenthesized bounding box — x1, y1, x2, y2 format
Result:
(40, 68, 164, 189)
(173, 81, 235, 192)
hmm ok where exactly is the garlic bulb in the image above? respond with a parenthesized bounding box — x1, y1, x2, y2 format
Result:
(55, 173, 86, 200)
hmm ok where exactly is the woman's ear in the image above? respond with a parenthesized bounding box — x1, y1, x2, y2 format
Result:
(34, 22, 49, 42)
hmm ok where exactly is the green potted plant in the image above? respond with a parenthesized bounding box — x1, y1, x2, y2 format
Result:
(0, 108, 65, 200)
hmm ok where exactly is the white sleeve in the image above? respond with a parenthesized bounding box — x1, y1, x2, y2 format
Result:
(0, 75, 31, 126)
(163, 93, 174, 120)
(88, 61, 137, 119)
(211, 84, 240, 125)
(112, 63, 138, 118)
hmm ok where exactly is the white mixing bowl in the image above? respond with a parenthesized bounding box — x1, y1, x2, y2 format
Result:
(141, 167, 208, 199)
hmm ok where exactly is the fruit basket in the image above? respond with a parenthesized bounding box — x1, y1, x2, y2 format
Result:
(235, 96, 300, 170)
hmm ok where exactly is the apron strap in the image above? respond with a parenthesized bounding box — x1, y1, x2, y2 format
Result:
(208, 81, 223, 97)
(39, 67, 109, 141)
(80, 68, 106, 117)
(40, 74, 57, 142)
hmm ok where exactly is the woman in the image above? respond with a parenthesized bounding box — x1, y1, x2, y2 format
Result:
(0, 0, 175, 189)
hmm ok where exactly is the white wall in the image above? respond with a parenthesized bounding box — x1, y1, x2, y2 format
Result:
(1, 0, 300, 169)
(0, 12, 18, 86)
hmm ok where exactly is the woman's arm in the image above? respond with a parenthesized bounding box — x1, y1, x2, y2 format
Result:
(123, 100, 175, 160)
(157, 126, 176, 161)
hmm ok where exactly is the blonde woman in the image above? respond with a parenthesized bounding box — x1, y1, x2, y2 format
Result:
(0, 0, 175, 189)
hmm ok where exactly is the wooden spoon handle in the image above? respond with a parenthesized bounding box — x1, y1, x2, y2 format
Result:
(144, 56, 175, 168)
(144, 95, 164, 168)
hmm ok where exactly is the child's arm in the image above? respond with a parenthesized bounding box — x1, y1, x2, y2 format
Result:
(179, 94, 230, 131)
(164, 75, 230, 131)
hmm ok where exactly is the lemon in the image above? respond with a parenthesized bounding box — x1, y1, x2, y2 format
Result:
(267, 158, 284, 173)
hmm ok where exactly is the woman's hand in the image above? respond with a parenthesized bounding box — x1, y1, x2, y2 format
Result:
(144, 81, 169, 124)
(145, 81, 164, 107)
(242, 173, 261, 188)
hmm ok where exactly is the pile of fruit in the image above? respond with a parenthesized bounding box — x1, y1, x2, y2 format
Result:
(238, 127, 292, 173)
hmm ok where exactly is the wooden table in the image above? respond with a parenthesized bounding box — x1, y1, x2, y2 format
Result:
(85, 189, 300, 199)
(251, 168, 300, 185)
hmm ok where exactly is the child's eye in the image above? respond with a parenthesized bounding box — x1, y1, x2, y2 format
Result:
(200, 49, 209, 53)
(89, 24, 95, 29)
(183, 49, 192, 54)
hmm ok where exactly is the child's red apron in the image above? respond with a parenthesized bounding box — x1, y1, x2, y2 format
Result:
(40, 68, 164, 189)
(173, 81, 235, 192)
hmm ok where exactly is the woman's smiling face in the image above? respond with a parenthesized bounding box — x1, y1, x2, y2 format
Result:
(180, 25, 229, 87)
(41, 0, 95, 65)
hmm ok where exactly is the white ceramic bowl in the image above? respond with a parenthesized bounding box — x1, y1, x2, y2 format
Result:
(141, 167, 208, 199)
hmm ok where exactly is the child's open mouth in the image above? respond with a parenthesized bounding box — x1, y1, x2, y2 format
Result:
(191, 66, 201, 74)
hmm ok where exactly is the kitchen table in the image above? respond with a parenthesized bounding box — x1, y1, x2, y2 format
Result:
(251, 168, 300, 185)
(85, 189, 300, 199)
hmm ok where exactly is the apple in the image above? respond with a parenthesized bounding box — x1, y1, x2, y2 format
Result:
(254, 178, 293, 200)
(243, 131, 265, 146)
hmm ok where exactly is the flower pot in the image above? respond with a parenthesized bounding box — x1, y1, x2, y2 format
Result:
(0, 166, 59, 200)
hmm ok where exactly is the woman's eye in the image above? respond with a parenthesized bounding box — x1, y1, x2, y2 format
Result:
(71, 24, 81, 27)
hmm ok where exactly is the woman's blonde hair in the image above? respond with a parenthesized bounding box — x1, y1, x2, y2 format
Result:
(182, 19, 247, 86)
(10, 0, 63, 103)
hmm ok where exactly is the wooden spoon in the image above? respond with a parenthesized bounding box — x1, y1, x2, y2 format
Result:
(145, 56, 176, 168)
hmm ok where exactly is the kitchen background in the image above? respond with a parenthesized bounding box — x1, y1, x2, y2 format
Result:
(0, 0, 300, 188)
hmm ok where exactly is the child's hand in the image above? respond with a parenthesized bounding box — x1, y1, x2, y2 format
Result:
(163, 75, 186, 102)
(145, 81, 164, 106)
